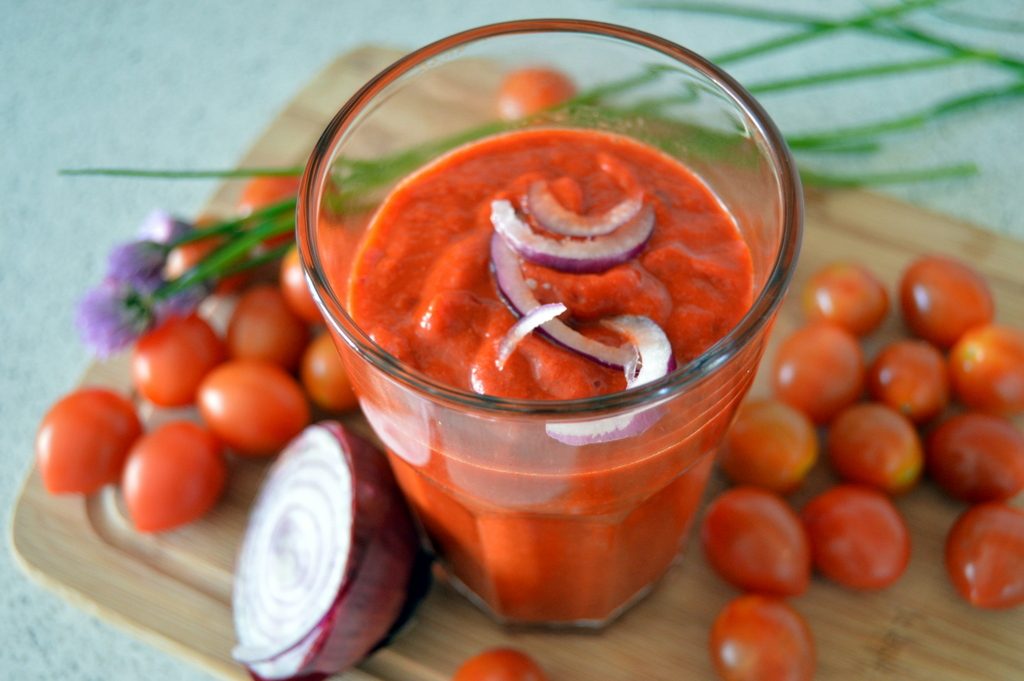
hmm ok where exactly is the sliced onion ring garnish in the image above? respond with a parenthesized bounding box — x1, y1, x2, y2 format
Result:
(497, 302, 568, 369)
(491, 199, 655, 274)
(490, 232, 633, 369)
(526, 181, 643, 237)
(601, 315, 677, 388)
(545, 407, 664, 446)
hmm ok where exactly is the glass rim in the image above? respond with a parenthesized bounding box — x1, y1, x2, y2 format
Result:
(296, 18, 803, 416)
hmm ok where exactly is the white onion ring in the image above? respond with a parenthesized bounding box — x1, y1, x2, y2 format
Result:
(497, 302, 567, 369)
(602, 315, 677, 388)
(525, 180, 643, 237)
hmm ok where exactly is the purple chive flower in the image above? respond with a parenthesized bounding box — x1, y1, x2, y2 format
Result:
(107, 239, 166, 293)
(137, 209, 192, 245)
(75, 279, 154, 357)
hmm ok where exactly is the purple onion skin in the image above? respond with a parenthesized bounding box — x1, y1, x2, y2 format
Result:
(518, 238, 651, 274)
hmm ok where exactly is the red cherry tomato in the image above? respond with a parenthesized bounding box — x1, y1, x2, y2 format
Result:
(719, 399, 818, 494)
(280, 246, 323, 324)
(132, 314, 226, 407)
(949, 324, 1024, 415)
(867, 339, 949, 423)
(945, 502, 1024, 609)
(802, 485, 910, 591)
(301, 333, 358, 413)
(198, 360, 310, 456)
(709, 595, 815, 681)
(121, 421, 226, 533)
(452, 648, 549, 681)
(899, 255, 994, 349)
(237, 176, 300, 215)
(700, 487, 811, 596)
(827, 403, 923, 494)
(772, 322, 864, 424)
(164, 216, 247, 294)
(802, 262, 889, 336)
(227, 285, 310, 371)
(35, 388, 142, 494)
(496, 67, 576, 121)
(927, 413, 1024, 503)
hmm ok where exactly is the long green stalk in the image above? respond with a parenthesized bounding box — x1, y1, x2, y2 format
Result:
(800, 162, 977, 188)
(59, 166, 303, 179)
(746, 55, 971, 94)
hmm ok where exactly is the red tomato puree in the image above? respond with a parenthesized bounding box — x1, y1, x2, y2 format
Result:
(345, 128, 754, 623)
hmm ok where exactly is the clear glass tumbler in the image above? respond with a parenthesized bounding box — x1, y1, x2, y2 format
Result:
(296, 19, 802, 627)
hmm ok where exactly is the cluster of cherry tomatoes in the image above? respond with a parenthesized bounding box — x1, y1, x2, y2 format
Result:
(704, 256, 1024, 681)
(35, 177, 359, 532)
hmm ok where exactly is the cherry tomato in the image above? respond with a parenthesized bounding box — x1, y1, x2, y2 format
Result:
(496, 67, 576, 121)
(899, 255, 993, 349)
(236, 175, 300, 215)
(949, 324, 1024, 415)
(452, 648, 549, 681)
(700, 487, 810, 596)
(164, 216, 247, 294)
(132, 314, 226, 407)
(301, 333, 358, 412)
(709, 595, 815, 681)
(802, 485, 910, 591)
(867, 339, 949, 423)
(945, 502, 1024, 609)
(719, 399, 818, 494)
(827, 403, 923, 494)
(280, 246, 323, 324)
(35, 388, 142, 494)
(926, 413, 1024, 503)
(772, 322, 864, 424)
(227, 284, 310, 371)
(121, 421, 226, 533)
(198, 360, 310, 456)
(802, 262, 888, 336)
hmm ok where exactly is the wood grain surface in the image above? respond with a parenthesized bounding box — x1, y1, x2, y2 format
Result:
(11, 46, 1024, 681)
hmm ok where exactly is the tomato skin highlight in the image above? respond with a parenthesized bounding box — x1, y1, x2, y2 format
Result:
(701, 487, 811, 597)
(867, 339, 949, 424)
(949, 324, 1024, 416)
(452, 648, 550, 681)
(802, 485, 911, 591)
(280, 246, 323, 324)
(945, 502, 1024, 609)
(122, 421, 226, 533)
(132, 314, 226, 407)
(198, 360, 310, 457)
(36, 388, 142, 494)
(899, 255, 994, 349)
(927, 412, 1024, 503)
(802, 261, 889, 336)
(496, 68, 576, 121)
(720, 399, 818, 494)
(709, 595, 815, 681)
(227, 284, 310, 372)
(301, 333, 358, 413)
(772, 322, 864, 424)
(827, 403, 923, 494)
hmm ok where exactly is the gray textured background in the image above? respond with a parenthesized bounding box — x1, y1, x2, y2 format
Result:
(2, 1, 1022, 679)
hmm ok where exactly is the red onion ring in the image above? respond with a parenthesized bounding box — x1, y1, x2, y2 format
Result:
(497, 302, 567, 369)
(491, 199, 655, 274)
(525, 180, 643, 237)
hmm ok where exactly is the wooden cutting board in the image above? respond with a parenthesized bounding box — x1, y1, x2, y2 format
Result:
(11, 46, 1024, 681)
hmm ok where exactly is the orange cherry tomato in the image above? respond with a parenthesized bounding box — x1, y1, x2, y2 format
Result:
(35, 388, 142, 495)
(496, 67, 576, 121)
(709, 595, 815, 681)
(802, 485, 910, 591)
(198, 360, 310, 456)
(926, 413, 1024, 503)
(280, 246, 323, 324)
(867, 339, 949, 423)
(827, 403, 923, 494)
(899, 255, 994, 349)
(121, 421, 226, 533)
(772, 322, 864, 424)
(719, 399, 818, 494)
(132, 314, 226, 407)
(452, 648, 549, 681)
(301, 333, 358, 413)
(165, 217, 248, 294)
(948, 324, 1024, 415)
(700, 487, 811, 597)
(227, 284, 310, 371)
(236, 175, 300, 215)
(802, 262, 888, 336)
(945, 502, 1024, 609)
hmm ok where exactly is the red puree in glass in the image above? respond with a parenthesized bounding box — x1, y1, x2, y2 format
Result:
(345, 128, 754, 623)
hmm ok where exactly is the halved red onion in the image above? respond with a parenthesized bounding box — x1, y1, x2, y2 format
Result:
(490, 232, 633, 369)
(497, 302, 567, 369)
(491, 199, 654, 274)
(232, 423, 420, 680)
(525, 180, 643, 237)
